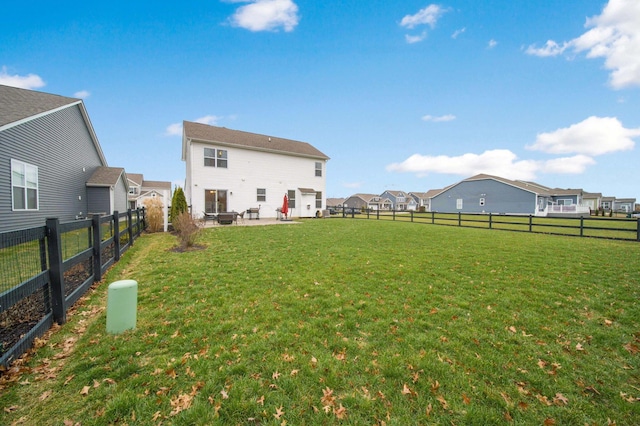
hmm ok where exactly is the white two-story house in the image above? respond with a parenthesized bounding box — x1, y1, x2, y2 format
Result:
(182, 121, 329, 219)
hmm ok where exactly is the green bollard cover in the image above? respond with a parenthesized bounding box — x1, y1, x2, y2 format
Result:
(106, 279, 138, 334)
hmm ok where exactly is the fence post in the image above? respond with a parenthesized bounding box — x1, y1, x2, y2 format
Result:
(376, 209, 380, 220)
(431, 211, 435, 224)
(458, 212, 462, 227)
(92, 215, 102, 283)
(392, 209, 396, 221)
(46, 218, 66, 325)
(580, 216, 584, 237)
(410, 211, 414, 222)
(113, 211, 120, 262)
(529, 215, 533, 233)
(637, 218, 640, 242)
(127, 209, 134, 246)
(489, 212, 493, 229)
(135, 208, 141, 237)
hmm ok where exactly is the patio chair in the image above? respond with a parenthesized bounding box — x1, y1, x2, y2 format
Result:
(235, 210, 245, 224)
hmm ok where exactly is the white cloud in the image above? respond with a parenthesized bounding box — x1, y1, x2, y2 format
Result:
(229, 0, 299, 32)
(488, 39, 498, 49)
(165, 123, 183, 136)
(452, 27, 466, 39)
(74, 90, 90, 99)
(525, 0, 640, 89)
(527, 116, 639, 156)
(400, 4, 446, 29)
(405, 32, 427, 44)
(0, 67, 45, 90)
(539, 155, 596, 174)
(195, 115, 222, 125)
(386, 149, 541, 180)
(422, 114, 456, 122)
(165, 115, 223, 136)
(400, 4, 447, 44)
(524, 40, 569, 57)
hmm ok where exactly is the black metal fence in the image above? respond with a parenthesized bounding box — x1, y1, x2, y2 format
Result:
(333, 208, 640, 242)
(0, 209, 146, 367)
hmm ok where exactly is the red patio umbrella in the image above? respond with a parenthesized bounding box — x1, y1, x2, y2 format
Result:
(282, 194, 289, 220)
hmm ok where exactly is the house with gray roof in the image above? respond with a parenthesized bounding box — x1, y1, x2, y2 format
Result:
(182, 121, 329, 219)
(343, 194, 392, 211)
(0, 85, 124, 232)
(429, 174, 592, 216)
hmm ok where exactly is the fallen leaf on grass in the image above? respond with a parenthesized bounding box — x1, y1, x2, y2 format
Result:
(80, 385, 90, 396)
(334, 403, 347, 419)
(170, 393, 193, 416)
(257, 395, 265, 405)
(553, 393, 569, 405)
(274, 405, 285, 419)
(39, 390, 53, 401)
(436, 395, 449, 409)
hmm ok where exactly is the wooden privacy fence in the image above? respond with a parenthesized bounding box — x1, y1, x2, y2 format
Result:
(339, 209, 640, 242)
(0, 209, 146, 367)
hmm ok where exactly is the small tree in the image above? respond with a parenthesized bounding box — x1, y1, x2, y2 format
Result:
(143, 197, 164, 232)
(170, 186, 188, 226)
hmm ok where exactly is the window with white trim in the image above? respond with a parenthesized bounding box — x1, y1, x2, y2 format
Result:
(288, 190, 296, 208)
(316, 191, 322, 208)
(11, 159, 39, 210)
(204, 148, 228, 168)
(315, 162, 322, 177)
(456, 198, 463, 210)
(257, 188, 266, 202)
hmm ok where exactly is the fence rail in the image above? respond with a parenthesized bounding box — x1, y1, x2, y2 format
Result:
(0, 209, 146, 367)
(334, 208, 640, 242)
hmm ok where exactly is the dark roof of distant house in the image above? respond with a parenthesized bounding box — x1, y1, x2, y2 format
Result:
(0, 84, 80, 128)
(183, 121, 329, 160)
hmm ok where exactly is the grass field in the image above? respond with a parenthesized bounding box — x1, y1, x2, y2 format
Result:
(1, 219, 639, 425)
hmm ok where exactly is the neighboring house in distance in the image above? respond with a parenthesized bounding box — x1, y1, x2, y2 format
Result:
(409, 192, 430, 211)
(343, 194, 392, 211)
(326, 197, 345, 208)
(582, 192, 602, 212)
(0, 84, 119, 233)
(127, 173, 171, 231)
(429, 174, 592, 216)
(381, 190, 416, 210)
(182, 122, 329, 219)
(613, 198, 636, 213)
(127, 173, 172, 210)
(86, 167, 129, 215)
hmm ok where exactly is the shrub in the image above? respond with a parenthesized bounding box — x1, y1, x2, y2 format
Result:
(173, 211, 201, 248)
(143, 197, 164, 232)
(170, 187, 188, 224)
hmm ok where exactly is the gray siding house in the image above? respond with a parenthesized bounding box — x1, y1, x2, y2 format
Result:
(0, 85, 121, 232)
(429, 174, 593, 216)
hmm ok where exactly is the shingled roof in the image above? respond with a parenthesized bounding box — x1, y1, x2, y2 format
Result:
(183, 121, 329, 160)
(87, 167, 127, 188)
(0, 84, 80, 129)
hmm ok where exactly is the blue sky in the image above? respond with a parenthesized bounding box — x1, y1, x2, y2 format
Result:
(2, 0, 639, 201)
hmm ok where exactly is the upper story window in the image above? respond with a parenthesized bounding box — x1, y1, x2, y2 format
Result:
(11, 159, 39, 211)
(315, 162, 322, 177)
(128, 187, 139, 195)
(204, 148, 228, 168)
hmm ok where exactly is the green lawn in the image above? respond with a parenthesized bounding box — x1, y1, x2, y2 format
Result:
(1, 219, 639, 425)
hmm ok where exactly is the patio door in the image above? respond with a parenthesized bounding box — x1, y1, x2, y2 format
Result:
(204, 189, 228, 213)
